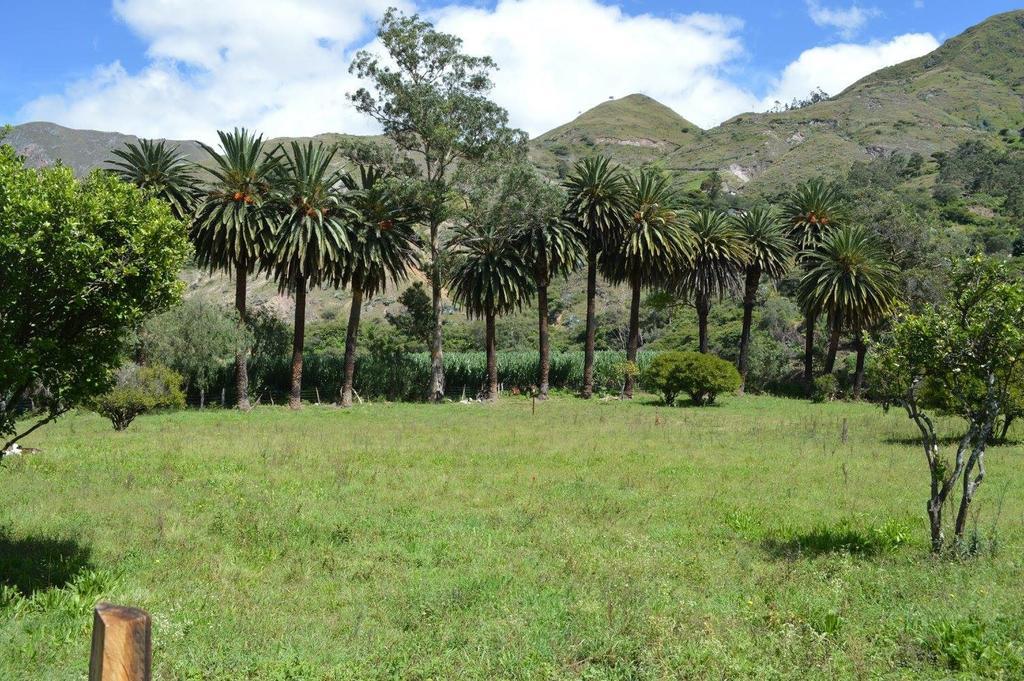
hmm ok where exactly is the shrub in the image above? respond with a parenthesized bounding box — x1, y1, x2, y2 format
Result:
(642, 351, 739, 406)
(89, 364, 185, 430)
(811, 374, 839, 403)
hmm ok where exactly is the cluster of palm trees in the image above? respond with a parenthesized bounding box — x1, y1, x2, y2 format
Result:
(112, 135, 900, 406)
(539, 160, 900, 399)
(109, 131, 421, 410)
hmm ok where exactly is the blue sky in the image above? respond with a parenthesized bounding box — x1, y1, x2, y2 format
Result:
(2, 1, 1020, 140)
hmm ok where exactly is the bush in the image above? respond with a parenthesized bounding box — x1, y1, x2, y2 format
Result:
(89, 364, 185, 430)
(642, 351, 740, 406)
(811, 374, 839, 403)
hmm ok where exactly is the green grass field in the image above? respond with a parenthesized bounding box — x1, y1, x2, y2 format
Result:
(2, 396, 1023, 679)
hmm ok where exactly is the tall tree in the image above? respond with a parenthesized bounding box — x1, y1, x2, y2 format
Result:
(734, 206, 794, 393)
(349, 8, 526, 402)
(563, 156, 628, 398)
(604, 168, 692, 398)
(797, 225, 900, 385)
(267, 142, 354, 409)
(781, 179, 847, 387)
(337, 166, 422, 408)
(447, 222, 534, 402)
(191, 128, 278, 410)
(675, 209, 749, 354)
(107, 138, 197, 222)
(872, 257, 1024, 552)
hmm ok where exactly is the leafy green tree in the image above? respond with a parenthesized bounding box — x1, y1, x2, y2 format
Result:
(107, 138, 198, 221)
(734, 206, 793, 393)
(782, 179, 847, 387)
(797, 225, 900, 391)
(871, 257, 1024, 552)
(349, 8, 526, 402)
(139, 298, 249, 408)
(192, 128, 279, 410)
(447, 185, 535, 401)
(337, 166, 422, 407)
(563, 156, 629, 398)
(89, 364, 185, 431)
(267, 142, 355, 409)
(1, 146, 189, 450)
(604, 168, 692, 398)
(387, 282, 435, 351)
(675, 209, 749, 354)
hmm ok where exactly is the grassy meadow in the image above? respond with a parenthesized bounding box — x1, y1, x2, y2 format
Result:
(2, 395, 1023, 679)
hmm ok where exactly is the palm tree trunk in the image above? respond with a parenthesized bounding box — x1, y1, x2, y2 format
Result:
(697, 293, 711, 354)
(428, 219, 445, 403)
(485, 311, 498, 402)
(341, 285, 363, 408)
(234, 263, 251, 411)
(289, 279, 306, 410)
(624, 279, 641, 399)
(853, 327, 867, 399)
(537, 280, 551, 399)
(738, 266, 760, 394)
(582, 243, 598, 399)
(803, 309, 816, 390)
(824, 313, 842, 374)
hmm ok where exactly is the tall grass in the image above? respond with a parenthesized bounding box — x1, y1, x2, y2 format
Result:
(205, 351, 659, 403)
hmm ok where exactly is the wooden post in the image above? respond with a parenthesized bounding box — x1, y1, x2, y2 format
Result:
(89, 603, 151, 681)
(315, 387, 321, 405)
(221, 388, 226, 407)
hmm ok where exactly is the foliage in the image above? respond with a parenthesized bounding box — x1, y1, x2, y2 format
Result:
(781, 178, 847, 251)
(0, 145, 189, 448)
(139, 299, 249, 397)
(386, 283, 435, 352)
(107, 138, 198, 221)
(563, 156, 629, 252)
(871, 256, 1024, 551)
(191, 128, 279, 276)
(348, 8, 525, 185)
(811, 374, 840, 403)
(796, 225, 901, 329)
(642, 350, 740, 406)
(603, 167, 691, 288)
(267, 141, 354, 290)
(88, 364, 185, 430)
(674, 209, 749, 303)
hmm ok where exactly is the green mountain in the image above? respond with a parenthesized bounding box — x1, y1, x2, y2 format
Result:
(531, 10, 1024, 194)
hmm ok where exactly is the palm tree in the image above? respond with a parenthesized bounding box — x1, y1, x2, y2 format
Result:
(507, 169, 583, 399)
(563, 157, 628, 399)
(267, 141, 355, 409)
(675, 209, 749, 354)
(108, 138, 197, 221)
(447, 222, 534, 402)
(337, 166, 422, 407)
(734, 206, 794, 393)
(191, 128, 278, 410)
(797, 225, 900, 394)
(604, 168, 692, 398)
(781, 179, 847, 387)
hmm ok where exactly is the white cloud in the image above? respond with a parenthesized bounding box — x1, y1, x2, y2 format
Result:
(430, 0, 757, 132)
(16, 0, 941, 141)
(806, 1, 881, 39)
(758, 33, 939, 110)
(21, 0, 403, 142)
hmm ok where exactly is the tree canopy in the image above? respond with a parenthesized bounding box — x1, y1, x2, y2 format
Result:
(1, 144, 190, 449)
